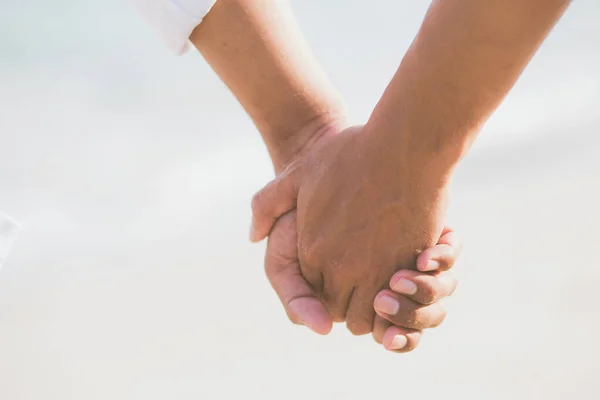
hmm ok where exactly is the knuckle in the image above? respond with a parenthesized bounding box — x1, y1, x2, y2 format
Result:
(439, 259, 453, 271)
(417, 280, 438, 305)
(396, 306, 420, 329)
(437, 258, 452, 271)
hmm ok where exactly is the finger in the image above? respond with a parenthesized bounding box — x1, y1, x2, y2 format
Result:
(417, 229, 463, 272)
(266, 249, 332, 335)
(320, 275, 354, 324)
(439, 230, 463, 255)
(265, 212, 332, 335)
(345, 285, 377, 336)
(373, 315, 423, 353)
(440, 225, 454, 237)
(388, 269, 457, 305)
(372, 314, 391, 344)
(250, 166, 300, 242)
(373, 290, 448, 330)
(382, 325, 423, 353)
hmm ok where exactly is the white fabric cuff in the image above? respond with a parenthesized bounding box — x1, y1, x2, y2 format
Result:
(131, 0, 218, 55)
(0, 212, 20, 271)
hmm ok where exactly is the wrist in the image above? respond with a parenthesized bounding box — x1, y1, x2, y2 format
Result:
(266, 107, 349, 174)
(361, 114, 467, 191)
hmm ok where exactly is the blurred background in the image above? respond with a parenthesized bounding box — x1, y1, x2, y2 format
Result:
(1, 0, 599, 399)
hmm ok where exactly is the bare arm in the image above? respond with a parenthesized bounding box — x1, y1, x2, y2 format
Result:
(365, 0, 571, 178)
(189, 0, 346, 171)
(186, 0, 460, 344)
(248, 0, 572, 339)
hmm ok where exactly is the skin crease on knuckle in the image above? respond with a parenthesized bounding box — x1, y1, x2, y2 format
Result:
(414, 278, 439, 305)
(414, 302, 447, 330)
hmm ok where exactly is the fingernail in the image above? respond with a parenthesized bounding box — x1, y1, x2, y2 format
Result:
(389, 335, 408, 350)
(375, 295, 400, 315)
(424, 259, 440, 271)
(392, 278, 417, 295)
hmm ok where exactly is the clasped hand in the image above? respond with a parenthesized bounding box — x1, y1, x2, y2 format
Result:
(250, 123, 460, 352)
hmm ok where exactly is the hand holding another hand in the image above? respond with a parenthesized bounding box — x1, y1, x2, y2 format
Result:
(251, 123, 457, 352)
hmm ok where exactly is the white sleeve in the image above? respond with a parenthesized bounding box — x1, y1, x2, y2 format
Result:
(131, 0, 218, 55)
(0, 212, 21, 271)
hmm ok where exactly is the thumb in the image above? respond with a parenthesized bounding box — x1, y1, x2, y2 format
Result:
(265, 211, 332, 335)
(250, 166, 299, 242)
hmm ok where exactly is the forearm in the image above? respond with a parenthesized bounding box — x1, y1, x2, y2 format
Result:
(365, 0, 571, 176)
(189, 0, 346, 171)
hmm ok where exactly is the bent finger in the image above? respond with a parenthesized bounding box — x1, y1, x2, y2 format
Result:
(382, 325, 423, 353)
(417, 229, 463, 272)
(373, 290, 448, 330)
(250, 166, 300, 242)
(388, 269, 457, 305)
(265, 212, 332, 335)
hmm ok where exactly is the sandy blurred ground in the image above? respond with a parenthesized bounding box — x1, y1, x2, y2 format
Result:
(1, 0, 600, 399)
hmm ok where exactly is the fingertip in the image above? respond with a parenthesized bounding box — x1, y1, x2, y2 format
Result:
(303, 313, 333, 335)
(249, 220, 268, 243)
(424, 246, 455, 271)
(386, 334, 408, 351)
(382, 326, 422, 353)
(382, 327, 407, 351)
(439, 230, 460, 247)
(288, 298, 333, 335)
(311, 318, 334, 335)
